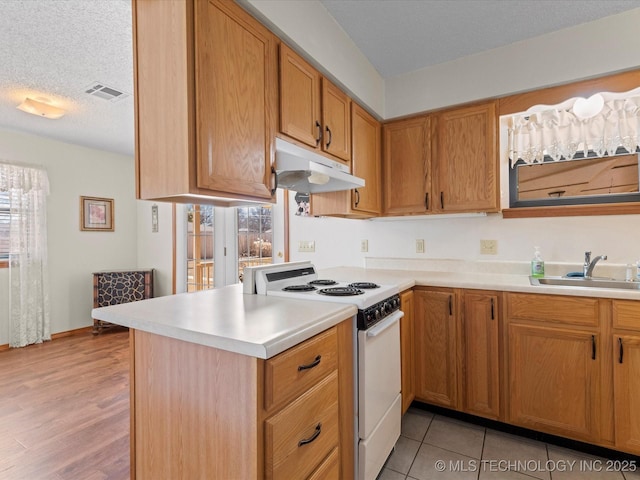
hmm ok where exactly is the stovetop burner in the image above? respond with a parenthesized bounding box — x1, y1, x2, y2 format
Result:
(282, 284, 317, 292)
(317, 287, 365, 297)
(348, 282, 380, 289)
(308, 279, 338, 286)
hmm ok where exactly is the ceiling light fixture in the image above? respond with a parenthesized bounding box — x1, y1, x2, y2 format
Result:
(16, 97, 65, 119)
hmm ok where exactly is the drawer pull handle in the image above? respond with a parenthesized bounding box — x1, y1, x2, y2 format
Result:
(298, 355, 321, 371)
(298, 423, 322, 447)
(591, 335, 596, 360)
(619, 337, 624, 364)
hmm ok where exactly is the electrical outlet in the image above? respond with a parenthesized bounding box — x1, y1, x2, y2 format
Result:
(298, 240, 315, 253)
(361, 240, 368, 253)
(416, 239, 425, 254)
(480, 239, 498, 255)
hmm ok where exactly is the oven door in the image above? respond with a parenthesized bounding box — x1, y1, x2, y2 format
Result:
(358, 309, 403, 439)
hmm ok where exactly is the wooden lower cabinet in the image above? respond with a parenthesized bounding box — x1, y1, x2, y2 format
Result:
(507, 323, 601, 442)
(461, 291, 500, 419)
(413, 288, 458, 408)
(613, 300, 640, 455)
(130, 321, 354, 479)
(400, 290, 415, 414)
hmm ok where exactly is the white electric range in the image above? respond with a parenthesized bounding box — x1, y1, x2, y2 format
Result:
(245, 261, 403, 480)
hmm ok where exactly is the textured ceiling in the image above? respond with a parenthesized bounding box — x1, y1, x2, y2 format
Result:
(0, 0, 639, 157)
(0, 0, 133, 156)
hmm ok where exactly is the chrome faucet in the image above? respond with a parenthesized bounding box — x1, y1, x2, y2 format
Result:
(583, 251, 607, 279)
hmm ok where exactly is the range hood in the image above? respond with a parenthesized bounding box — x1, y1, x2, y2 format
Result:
(275, 137, 365, 193)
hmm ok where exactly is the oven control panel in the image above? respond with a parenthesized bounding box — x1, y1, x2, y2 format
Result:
(357, 294, 401, 330)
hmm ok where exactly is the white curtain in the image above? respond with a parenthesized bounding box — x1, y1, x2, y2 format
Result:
(0, 162, 50, 348)
(507, 95, 640, 165)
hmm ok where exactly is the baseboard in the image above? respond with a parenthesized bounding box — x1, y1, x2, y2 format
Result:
(0, 326, 95, 351)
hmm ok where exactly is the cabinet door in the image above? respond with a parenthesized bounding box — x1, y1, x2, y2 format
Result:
(279, 43, 322, 148)
(414, 289, 458, 408)
(322, 79, 351, 163)
(508, 324, 600, 442)
(433, 101, 498, 213)
(400, 290, 415, 414)
(195, 0, 277, 199)
(462, 292, 500, 419)
(351, 103, 381, 215)
(383, 116, 432, 215)
(613, 334, 640, 455)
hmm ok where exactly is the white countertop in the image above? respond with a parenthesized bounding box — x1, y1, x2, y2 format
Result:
(92, 261, 640, 361)
(319, 264, 640, 300)
(91, 284, 356, 359)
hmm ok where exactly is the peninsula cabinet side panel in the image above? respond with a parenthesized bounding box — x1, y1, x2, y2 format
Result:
(132, 331, 260, 479)
(133, 0, 194, 199)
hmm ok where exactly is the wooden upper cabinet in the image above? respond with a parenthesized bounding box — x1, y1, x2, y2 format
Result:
(311, 102, 381, 218)
(133, 0, 277, 204)
(321, 79, 351, 162)
(279, 44, 352, 165)
(383, 116, 432, 215)
(279, 43, 322, 149)
(433, 101, 499, 213)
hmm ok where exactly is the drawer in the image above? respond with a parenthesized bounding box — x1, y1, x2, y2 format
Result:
(613, 300, 640, 330)
(264, 326, 338, 410)
(307, 447, 340, 480)
(265, 371, 339, 480)
(506, 293, 599, 328)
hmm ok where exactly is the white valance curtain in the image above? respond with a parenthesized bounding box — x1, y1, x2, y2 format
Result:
(507, 95, 640, 165)
(0, 162, 51, 348)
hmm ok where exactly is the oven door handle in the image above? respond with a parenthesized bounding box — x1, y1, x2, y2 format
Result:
(366, 310, 404, 338)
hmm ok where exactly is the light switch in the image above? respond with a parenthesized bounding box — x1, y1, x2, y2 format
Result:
(416, 239, 425, 254)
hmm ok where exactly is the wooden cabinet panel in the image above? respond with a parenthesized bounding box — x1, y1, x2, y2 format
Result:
(350, 103, 381, 214)
(279, 43, 321, 148)
(264, 326, 338, 411)
(265, 372, 340, 480)
(134, 0, 276, 204)
(195, 0, 276, 199)
(613, 334, 640, 455)
(383, 116, 431, 215)
(613, 300, 640, 330)
(433, 101, 499, 213)
(506, 293, 600, 328)
(414, 288, 458, 408)
(307, 448, 339, 480)
(508, 324, 600, 442)
(322, 79, 351, 162)
(311, 102, 381, 218)
(400, 290, 415, 414)
(462, 292, 500, 419)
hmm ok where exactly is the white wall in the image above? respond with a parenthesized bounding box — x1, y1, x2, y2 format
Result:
(385, 7, 640, 118)
(283, 9, 640, 272)
(242, 0, 385, 118)
(136, 200, 174, 297)
(0, 128, 139, 345)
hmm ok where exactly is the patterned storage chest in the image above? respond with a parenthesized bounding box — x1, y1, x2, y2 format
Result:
(92, 269, 154, 334)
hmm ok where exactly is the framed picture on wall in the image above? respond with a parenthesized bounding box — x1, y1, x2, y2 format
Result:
(80, 196, 114, 232)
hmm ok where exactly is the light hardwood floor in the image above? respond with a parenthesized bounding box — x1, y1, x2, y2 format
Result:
(0, 329, 130, 480)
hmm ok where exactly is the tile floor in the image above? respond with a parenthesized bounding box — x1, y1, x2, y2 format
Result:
(379, 408, 640, 480)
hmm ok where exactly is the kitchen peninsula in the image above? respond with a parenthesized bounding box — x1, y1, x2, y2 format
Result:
(93, 284, 357, 479)
(93, 261, 640, 479)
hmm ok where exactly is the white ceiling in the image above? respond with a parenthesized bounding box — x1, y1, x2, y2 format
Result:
(0, 0, 638, 158)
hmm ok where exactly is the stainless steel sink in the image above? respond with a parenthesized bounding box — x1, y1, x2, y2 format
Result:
(529, 276, 640, 290)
